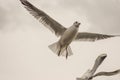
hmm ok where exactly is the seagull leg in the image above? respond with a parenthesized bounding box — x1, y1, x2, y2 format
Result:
(58, 45, 62, 56)
(66, 47, 68, 59)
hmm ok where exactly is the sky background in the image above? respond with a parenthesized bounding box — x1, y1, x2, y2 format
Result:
(0, 0, 120, 80)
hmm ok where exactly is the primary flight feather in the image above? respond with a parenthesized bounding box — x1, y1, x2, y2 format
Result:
(20, 0, 119, 59)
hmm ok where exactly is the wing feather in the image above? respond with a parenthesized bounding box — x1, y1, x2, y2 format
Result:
(75, 32, 118, 41)
(93, 69, 120, 77)
(20, 0, 66, 36)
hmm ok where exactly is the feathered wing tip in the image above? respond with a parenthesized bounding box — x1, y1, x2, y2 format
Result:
(20, 0, 28, 5)
(48, 42, 73, 59)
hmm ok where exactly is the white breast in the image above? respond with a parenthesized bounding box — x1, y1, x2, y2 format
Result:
(59, 26, 78, 45)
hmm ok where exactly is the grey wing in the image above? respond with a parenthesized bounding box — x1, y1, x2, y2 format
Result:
(91, 54, 107, 74)
(93, 69, 120, 78)
(75, 32, 118, 41)
(20, 0, 66, 37)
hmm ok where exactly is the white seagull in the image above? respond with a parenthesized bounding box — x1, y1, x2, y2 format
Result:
(20, 0, 119, 59)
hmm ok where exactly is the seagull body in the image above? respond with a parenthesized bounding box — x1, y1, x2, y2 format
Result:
(59, 23, 79, 46)
(20, 0, 119, 59)
(49, 22, 80, 58)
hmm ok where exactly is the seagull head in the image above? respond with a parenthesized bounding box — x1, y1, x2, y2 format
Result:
(73, 21, 81, 28)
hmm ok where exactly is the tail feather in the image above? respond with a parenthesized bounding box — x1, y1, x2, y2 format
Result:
(61, 46, 73, 56)
(48, 42, 60, 55)
(48, 42, 73, 58)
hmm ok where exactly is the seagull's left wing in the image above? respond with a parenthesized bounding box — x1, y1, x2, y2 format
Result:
(75, 32, 118, 41)
(93, 69, 120, 78)
(20, 0, 66, 37)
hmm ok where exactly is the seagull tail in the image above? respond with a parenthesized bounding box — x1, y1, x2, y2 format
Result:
(48, 42, 73, 58)
(48, 42, 61, 55)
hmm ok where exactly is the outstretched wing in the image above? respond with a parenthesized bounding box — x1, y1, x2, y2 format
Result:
(20, 0, 66, 37)
(93, 69, 120, 78)
(75, 32, 118, 41)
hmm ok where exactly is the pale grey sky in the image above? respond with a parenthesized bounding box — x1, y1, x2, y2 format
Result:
(0, 0, 120, 80)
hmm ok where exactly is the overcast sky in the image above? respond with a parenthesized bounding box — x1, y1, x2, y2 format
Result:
(0, 0, 120, 80)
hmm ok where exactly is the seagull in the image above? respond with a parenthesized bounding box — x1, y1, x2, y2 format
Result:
(20, 0, 119, 59)
(76, 54, 107, 80)
(76, 54, 120, 80)
(91, 54, 120, 78)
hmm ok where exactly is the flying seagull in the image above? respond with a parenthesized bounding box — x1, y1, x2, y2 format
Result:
(76, 54, 120, 80)
(20, 0, 119, 59)
(89, 54, 120, 79)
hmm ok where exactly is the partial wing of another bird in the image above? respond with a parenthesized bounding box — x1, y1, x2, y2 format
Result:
(20, 0, 66, 37)
(93, 69, 120, 78)
(90, 54, 107, 75)
(75, 32, 119, 41)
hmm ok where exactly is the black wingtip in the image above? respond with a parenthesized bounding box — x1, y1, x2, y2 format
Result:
(107, 35, 120, 38)
(20, 0, 36, 12)
(20, 0, 26, 4)
(20, 0, 29, 6)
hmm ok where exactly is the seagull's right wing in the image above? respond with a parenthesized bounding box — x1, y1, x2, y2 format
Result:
(93, 69, 120, 78)
(20, 0, 66, 37)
